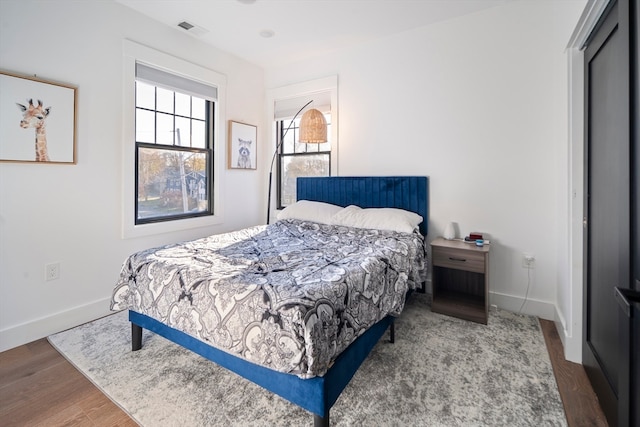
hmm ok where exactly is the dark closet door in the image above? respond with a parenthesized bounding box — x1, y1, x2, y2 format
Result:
(583, 1, 631, 426)
(583, 0, 633, 426)
(631, 1, 639, 426)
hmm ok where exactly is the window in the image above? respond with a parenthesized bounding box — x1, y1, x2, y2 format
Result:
(134, 71, 214, 224)
(122, 40, 226, 238)
(277, 113, 331, 208)
(266, 76, 337, 220)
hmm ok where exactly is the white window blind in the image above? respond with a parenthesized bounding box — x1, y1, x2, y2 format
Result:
(274, 91, 331, 121)
(136, 62, 218, 101)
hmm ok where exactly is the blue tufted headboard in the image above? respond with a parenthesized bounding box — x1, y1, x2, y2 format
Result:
(296, 176, 429, 236)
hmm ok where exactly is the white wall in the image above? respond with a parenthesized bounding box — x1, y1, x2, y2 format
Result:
(0, 0, 589, 354)
(265, 0, 586, 319)
(0, 0, 265, 351)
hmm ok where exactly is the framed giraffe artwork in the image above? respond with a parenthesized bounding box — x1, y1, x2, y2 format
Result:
(228, 120, 257, 170)
(0, 71, 77, 164)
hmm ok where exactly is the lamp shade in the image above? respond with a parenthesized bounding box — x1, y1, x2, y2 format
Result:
(299, 109, 327, 143)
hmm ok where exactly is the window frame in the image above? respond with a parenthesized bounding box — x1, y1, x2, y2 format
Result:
(134, 84, 214, 225)
(122, 40, 226, 238)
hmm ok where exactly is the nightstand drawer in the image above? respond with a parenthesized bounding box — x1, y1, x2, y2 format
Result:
(432, 247, 485, 273)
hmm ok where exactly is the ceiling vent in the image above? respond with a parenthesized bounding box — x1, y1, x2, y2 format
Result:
(176, 20, 209, 37)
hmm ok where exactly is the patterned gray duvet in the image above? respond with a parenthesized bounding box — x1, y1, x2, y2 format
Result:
(111, 219, 426, 378)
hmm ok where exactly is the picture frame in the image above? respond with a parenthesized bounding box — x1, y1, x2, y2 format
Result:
(0, 71, 77, 164)
(228, 120, 257, 170)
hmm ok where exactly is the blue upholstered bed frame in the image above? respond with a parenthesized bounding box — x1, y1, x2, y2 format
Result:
(129, 176, 429, 426)
(297, 176, 429, 236)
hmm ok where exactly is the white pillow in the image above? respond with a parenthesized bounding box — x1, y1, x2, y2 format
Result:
(331, 205, 423, 234)
(277, 200, 343, 224)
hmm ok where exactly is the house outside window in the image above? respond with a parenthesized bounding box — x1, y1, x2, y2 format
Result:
(277, 113, 331, 208)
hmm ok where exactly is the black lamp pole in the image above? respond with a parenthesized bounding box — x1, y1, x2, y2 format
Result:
(266, 100, 313, 224)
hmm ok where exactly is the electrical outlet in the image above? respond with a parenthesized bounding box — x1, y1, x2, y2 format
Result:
(45, 262, 60, 281)
(522, 253, 535, 269)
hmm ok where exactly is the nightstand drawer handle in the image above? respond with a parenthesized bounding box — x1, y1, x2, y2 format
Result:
(449, 257, 466, 262)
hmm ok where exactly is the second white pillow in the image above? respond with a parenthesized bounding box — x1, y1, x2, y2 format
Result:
(331, 205, 422, 234)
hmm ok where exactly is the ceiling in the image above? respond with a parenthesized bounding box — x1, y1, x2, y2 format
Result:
(115, 0, 510, 68)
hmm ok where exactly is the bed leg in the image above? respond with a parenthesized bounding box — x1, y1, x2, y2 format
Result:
(389, 322, 395, 344)
(313, 413, 329, 427)
(132, 323, 142, 351)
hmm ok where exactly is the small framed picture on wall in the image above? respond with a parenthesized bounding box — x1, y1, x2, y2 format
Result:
(227, 120, 257, 170)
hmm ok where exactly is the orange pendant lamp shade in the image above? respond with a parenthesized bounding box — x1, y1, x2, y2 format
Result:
(299, 109, 327, 143)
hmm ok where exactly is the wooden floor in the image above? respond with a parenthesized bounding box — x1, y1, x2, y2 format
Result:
(0, 338, 136, 427)
(539, 319, 608, 427)
(0, 320, 607, 426)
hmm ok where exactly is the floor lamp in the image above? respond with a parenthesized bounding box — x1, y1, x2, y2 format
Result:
(266, 100, 328, 224)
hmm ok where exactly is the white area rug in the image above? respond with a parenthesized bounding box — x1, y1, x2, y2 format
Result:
(48, 294, 566, 426)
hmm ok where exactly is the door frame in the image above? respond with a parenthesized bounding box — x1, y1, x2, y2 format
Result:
(563, 0, 611, 364)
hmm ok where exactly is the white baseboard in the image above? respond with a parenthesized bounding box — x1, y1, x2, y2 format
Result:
(0, 297, 113, 352)
(489, 291, 556, 320)
(554, 306, 568, 347)
(554, 304, 582, 363)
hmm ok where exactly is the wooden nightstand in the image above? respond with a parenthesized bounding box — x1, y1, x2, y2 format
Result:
(430, 237, 490, 324)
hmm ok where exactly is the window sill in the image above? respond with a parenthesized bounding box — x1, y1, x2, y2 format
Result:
(122, 213, 223, 239)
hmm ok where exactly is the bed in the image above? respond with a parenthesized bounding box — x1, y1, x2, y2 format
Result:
(111, 176, 429, 426)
